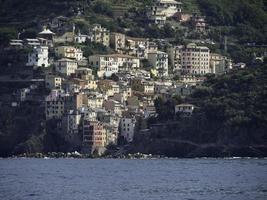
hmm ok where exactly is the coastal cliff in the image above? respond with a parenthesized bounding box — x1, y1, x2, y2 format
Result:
(130, 123, 267, 158)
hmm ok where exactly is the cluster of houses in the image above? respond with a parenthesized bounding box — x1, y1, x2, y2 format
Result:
(7, 0, 243, 155)
(147, 0, 182, 26)
(147, 0, 207, 32)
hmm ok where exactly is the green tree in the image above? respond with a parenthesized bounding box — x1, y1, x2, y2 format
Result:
(93, 0, 113, 17)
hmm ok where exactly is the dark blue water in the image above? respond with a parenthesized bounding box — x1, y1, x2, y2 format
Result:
(0, 158, 266, 200)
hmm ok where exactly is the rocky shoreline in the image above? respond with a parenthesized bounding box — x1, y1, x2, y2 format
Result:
(3, 150, 267, 160)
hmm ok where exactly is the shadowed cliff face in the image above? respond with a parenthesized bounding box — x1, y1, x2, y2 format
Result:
(130, 128, 267, 158)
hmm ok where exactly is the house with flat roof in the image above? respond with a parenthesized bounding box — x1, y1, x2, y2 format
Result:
(55, 58, 78, 76)
(89, 54, 140, 78)
(26, 46, 49, 68)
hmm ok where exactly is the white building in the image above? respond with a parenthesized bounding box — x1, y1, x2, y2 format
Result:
(181, 43, 210, 75)
(120, 115, 136, 142)
(37, 28, 55, 47)
(89, 54, 140, 78)
(74, 31, 90, 44)
(148, 51, 169, 77)
(147, 0, 182, 25)
(26, 46, 49, 68)
(87, 93, 105, 109)
(175, 103, 195, 117)
(24, 38, 41, 47)
(55, 58, 78, 76)
(10, 39, 23, 48)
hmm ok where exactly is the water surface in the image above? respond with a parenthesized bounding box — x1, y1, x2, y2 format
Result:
(0, 158, 266, 200)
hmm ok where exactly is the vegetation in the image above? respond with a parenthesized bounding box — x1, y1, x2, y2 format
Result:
(152, 63, 267, 146)
(197, 0, 267, 44)
(92, 0, 114, 17)
(0, 102, 45, 156)
(81, 41, 114, 57)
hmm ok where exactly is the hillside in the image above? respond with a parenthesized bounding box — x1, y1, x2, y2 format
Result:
(131, 64, 267, 157)
(1, 0, 266, 39)
(197, 0, 267, 44)
(1, 0, 266, 63)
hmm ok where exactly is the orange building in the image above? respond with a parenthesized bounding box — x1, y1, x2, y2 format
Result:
(82, 120, 106, 154)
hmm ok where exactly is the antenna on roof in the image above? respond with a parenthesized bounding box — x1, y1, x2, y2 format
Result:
(73, 23, 76, 34)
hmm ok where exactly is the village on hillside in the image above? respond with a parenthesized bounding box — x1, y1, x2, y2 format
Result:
(1, 0, 265, 156)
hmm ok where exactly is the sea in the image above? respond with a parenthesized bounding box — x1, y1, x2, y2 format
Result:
(0, 158, 266, 200)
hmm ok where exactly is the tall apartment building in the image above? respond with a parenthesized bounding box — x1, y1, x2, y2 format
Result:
(45, 91, 83, 120)
(26, 46, 49, 68)
(82, 120, 106, 154)
(45, 90, 66, 120)
(148, 51, 169, 77)
(181, 43, 210, 75)
(120, 113, 136, 143)
(88, 24, 110, 47)
(167, 45, 183, 72)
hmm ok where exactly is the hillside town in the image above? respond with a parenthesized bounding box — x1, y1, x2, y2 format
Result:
(1, 0, 265, 156)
